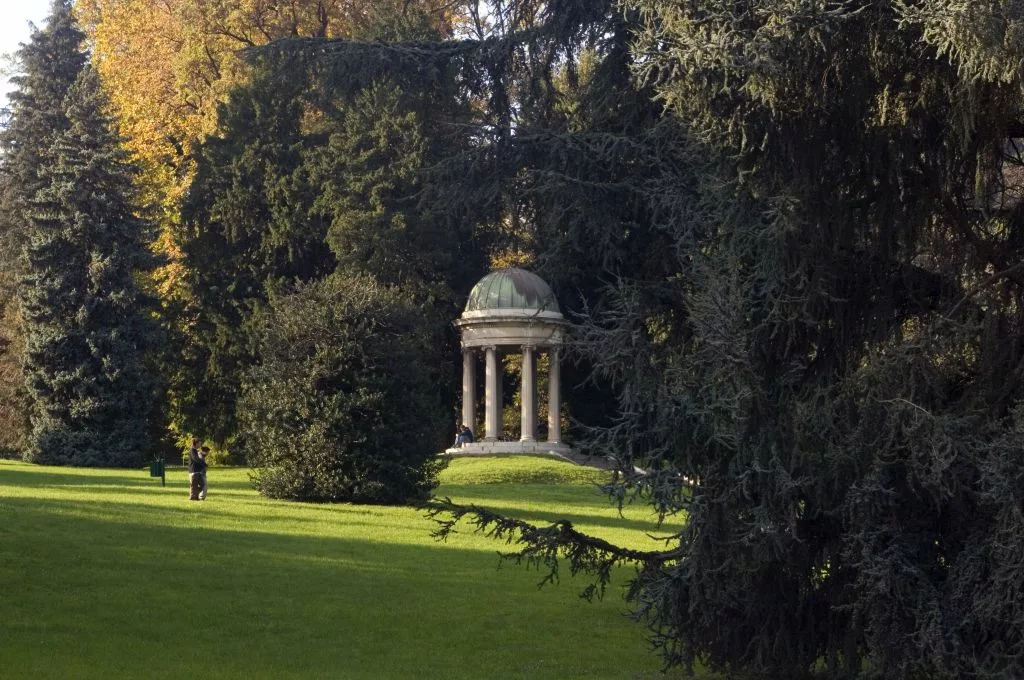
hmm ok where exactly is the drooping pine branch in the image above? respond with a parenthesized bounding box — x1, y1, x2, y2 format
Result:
(425, 496, 680, 600)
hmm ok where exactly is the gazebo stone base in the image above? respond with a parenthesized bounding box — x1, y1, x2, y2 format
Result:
(444, 441, 574, 457)
(442, 442, 622, 470)
(446, 438, 577, 458)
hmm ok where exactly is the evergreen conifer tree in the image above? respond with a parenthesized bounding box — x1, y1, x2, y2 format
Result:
(21, 64, 158, 467)
(175, 50, 335, 447)
(0, 0, 86, 453)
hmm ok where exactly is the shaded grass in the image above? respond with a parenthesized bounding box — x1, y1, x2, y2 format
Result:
(0, 457, 690, 679)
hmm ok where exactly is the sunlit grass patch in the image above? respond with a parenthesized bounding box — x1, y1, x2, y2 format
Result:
(0, 457, 689, 679)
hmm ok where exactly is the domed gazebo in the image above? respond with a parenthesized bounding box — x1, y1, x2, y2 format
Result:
(448, 268, 571, 455)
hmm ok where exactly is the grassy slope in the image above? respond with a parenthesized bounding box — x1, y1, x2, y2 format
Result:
(0, 456, 688, 679)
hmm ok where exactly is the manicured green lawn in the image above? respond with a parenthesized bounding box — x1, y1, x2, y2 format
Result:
(0, 456, 688, 679)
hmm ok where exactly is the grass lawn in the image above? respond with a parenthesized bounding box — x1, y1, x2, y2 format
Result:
(0, 455, 690, 679)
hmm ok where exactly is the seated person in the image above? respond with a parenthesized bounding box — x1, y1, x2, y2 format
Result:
(453, 424, 474, 448)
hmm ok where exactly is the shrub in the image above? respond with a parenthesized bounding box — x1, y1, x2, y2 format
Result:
(240, 273, 447, 504)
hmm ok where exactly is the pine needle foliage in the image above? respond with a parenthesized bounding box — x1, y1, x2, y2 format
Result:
(177, 6, 488, 448)
(591, 3, 1024, 676)
(0, 0, 86, 269)
(21, 66, 158, 467)
(0, 0, 87, 453)
(2, 2, 159, 467)
(174, 48, 336, 445)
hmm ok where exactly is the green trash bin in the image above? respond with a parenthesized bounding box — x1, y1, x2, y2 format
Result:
(149, 460, 164, 477)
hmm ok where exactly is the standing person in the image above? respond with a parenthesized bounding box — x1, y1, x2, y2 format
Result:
(187, 438, 206, 501)
(198, 446, 210, 500)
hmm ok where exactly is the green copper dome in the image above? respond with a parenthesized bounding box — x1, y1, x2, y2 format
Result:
(465, 268, 560, 314)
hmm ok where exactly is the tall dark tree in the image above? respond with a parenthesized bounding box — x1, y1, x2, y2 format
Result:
(0, 0, 87, 454)
(20, 65, 159, 467)
(0, 0, 86, 263)
(309, 78, 484, 300)
(556, 3, 1024, 677)
(174, 48, 334, 448)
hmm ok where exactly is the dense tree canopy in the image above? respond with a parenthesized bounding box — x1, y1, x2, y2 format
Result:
(172, 48, 334, 445)
(175, 5, 485, 441)
(592, 3, 1024, 676)
(75, 0, 463, 297)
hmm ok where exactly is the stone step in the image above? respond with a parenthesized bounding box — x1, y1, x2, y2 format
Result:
(445, 441, 572, 456)
(441, 442, 622, 470)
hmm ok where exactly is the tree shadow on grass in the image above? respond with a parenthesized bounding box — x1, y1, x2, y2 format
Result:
(0, 466, 160, 489)
(0, 463, 264, 495)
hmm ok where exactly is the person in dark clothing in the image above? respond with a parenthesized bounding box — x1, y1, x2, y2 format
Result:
(453, 424, 474, 448)
(187, 439, 207, 501)
(198, 446, 209, 500)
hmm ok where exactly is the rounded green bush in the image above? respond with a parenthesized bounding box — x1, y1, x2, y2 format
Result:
(240, 273, 447, 504)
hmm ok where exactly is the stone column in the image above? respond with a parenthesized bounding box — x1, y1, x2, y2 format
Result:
(520, 346, 536, 442)
(484, 345, 501, 441)
(496, 353, 503, 437)
(461, 349, 476, 433)
(547, 346, 561, 444)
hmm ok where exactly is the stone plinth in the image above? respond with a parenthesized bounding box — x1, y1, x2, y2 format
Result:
(445, 441, 574, 457)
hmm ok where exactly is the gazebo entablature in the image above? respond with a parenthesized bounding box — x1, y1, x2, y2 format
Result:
(456, 312, 567, 349)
